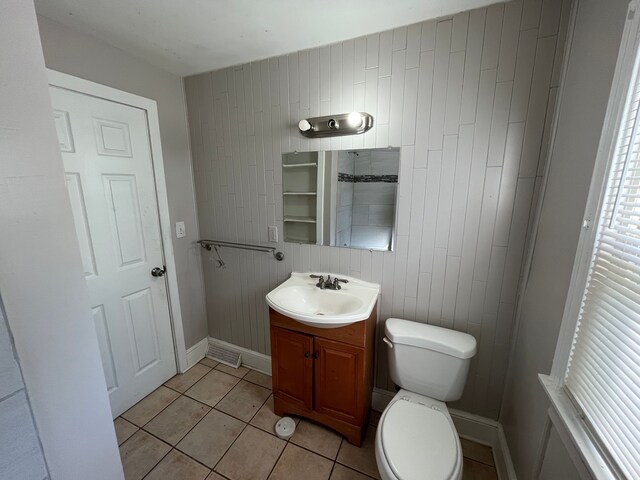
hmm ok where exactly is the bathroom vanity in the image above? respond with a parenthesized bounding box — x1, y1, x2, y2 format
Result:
(269, 306, 376, 446)
(266, 272, 379, 446)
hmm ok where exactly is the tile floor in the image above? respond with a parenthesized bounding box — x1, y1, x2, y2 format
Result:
(115, 358, 499, 480)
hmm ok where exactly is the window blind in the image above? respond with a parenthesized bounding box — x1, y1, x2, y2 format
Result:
(565, 24, 640, 479)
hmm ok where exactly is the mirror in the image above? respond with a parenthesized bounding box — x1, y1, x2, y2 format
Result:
(282, 147, 400, 251)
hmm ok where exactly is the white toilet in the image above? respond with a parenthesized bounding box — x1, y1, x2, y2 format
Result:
(375, 318, 477, 480)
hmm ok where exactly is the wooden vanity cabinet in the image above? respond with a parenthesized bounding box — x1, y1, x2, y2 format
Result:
(269, 306, 376, 446)
(270, 327, 313, 410)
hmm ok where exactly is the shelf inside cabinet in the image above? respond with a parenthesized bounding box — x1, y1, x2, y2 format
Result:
(282, 163, 318, 168)
(284, 216, 317, 224)
(284, 221, 316, 244)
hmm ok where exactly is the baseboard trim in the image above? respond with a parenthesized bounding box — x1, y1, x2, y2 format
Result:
(449, 407, 499, 447)
(372, 387, 395, 412)
(495, 424, 518, 480)
(208, 337, 272, 375)
(184, 337, 208, 372)
(373, 388, 516, 480)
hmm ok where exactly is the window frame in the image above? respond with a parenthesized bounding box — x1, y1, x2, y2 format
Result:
(551, 1, 640, 383)
(543, 2, 640, 479)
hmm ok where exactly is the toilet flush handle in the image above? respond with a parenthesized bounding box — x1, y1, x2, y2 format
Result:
(382, 337, 393, 349)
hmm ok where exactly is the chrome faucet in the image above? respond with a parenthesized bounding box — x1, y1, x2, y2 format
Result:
(310, 274, 326, 289)
(309, 274, 349, 290)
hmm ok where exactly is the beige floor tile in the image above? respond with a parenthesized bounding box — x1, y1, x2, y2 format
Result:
(165, 364, 212, 393)
(215, 425, 286, 480)
(185, 369, 240, 407)
(121, 386, 180, 427)
(330, 463, 376, 480)
(269, 443, 333, 480)
(206, 472, 228, 480)
(215, 363, 250, 378)
(200, 357, 219, 368)
(119, 430, 171, 480)
(460, 438, 495, 466)
(114, 417, 138, 446)
(462, 458, 499, 480)
(244, 370, 273, 389)
(216, 380, 271, 422)
(177, 409, 246, 468)
(144, 395, 210, 445)
(368, 410, 381, 427)
(291, 419, 342, 460)
(250, 396, 300, 435)
(145, 449, 210, 480)
(249, 395, 277, 434)
(336, 427, 380, 479)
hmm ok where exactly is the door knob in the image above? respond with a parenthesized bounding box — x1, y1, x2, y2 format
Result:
(151, 266, 166, 277)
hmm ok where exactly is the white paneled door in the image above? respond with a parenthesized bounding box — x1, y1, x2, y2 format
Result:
(50, 86, 176, 417)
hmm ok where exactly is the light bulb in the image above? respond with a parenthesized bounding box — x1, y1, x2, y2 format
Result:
(298, 119, 312, 132)
(346, 112, 363, 128)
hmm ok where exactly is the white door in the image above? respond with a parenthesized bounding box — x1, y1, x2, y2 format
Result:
(50, 86, 177, 417)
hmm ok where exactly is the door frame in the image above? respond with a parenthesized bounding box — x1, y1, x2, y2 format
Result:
(47, 69, 188, 373)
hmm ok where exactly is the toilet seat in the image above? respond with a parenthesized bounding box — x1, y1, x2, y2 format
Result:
(376, 393, 462, 480)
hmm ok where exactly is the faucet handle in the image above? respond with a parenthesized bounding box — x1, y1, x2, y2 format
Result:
(309, 274, 323, 278)
(310, 274, 324, 288)
(332, 277, 349, 290)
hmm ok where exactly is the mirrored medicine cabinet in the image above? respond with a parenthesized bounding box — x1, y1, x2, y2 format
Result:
(281, 147, 400, 251)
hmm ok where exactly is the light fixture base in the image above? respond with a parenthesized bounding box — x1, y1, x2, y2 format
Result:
(298, 112, 373, 138)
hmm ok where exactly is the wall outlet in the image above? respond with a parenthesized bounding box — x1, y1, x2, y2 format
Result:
(175, 221, 186, 238)
(268, 226, 278, 243)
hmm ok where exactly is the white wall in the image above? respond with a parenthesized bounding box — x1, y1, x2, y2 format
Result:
(0, 299, 48, 479)
(185, 0, 570, 419)
(538, 425, 584, 480)
(36, 15, 208, 349)
(0, 1, 123, 478)
(499, 0, 629, 477)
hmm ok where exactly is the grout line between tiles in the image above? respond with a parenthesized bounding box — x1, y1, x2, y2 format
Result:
(174, 388, 248, 457)
(287, 436, 340, 463)
(263, 434, 289, 480)
(205, 378, 273, 475)
(139, 405, 210, 449)
(122, 387, 183, 429)
(328, 461, 337, 480)
(135, 434, 174, 480)
(132, 426, 210, 472)
(216, 374, 271, 418)
(210, 421, 252, 475)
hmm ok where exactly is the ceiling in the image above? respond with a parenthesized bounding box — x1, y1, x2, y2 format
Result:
(35, 0, 503, 77)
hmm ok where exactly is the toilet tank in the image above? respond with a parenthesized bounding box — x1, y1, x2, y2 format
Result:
(384, 318, 477, 402)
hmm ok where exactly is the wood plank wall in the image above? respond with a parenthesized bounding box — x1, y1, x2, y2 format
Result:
(185, 0, 572, 419)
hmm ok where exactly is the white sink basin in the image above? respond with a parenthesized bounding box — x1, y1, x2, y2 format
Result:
(266, 272, 380, 328)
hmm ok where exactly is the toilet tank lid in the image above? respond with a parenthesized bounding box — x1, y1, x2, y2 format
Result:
(385, 318, 477, 359)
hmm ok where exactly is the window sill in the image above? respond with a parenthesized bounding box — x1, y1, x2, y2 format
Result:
(538, 374, 618, 480)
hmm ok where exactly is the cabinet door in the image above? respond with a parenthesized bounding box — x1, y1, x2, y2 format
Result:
(314, 337, 365, 425)
(271, 327, 313, 410)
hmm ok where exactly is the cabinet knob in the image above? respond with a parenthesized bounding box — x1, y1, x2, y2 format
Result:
(312, 352, 319, 359)
(304, 351, 310, 358)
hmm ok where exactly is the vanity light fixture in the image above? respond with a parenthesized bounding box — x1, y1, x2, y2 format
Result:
(298, 112, 373, 138)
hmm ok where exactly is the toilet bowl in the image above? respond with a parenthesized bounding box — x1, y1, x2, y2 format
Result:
(374, 319, 476, 480)
(375, 390, 462, 480)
